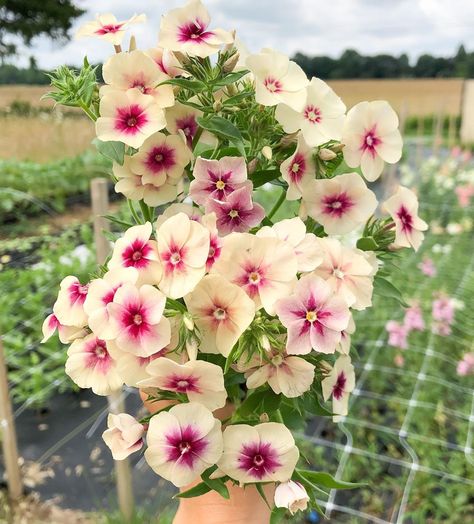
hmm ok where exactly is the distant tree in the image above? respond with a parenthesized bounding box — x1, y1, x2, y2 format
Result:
(0, 0, 84, 62)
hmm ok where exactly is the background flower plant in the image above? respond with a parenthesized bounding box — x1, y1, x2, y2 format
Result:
(42, 0, 426, 520)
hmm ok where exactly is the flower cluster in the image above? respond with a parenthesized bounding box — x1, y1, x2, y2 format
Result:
(44, 0, 425, 517)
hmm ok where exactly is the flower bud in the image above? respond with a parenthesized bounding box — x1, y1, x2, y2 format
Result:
(128, 35, 137, 52)
(278, 132, 299, 148)
(223, 52, 240, 73)
(247, 158, 258, 175)
(274, 481, 309, 515)
(319, 148, 337, 161)
(261, 146, 272, 160)
(330, 143, 345, 153)
(183, 313, 194, 331)
(259, 413, 270, 423)
(186, 337, 198, 361)
(213, 99, 223, 112)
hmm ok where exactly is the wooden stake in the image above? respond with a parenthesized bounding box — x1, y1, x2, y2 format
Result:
(0, 337, 23, 502)
(90, 178, 135, 521)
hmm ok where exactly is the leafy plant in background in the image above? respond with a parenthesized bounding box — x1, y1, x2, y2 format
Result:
(42, 1, 427, 521)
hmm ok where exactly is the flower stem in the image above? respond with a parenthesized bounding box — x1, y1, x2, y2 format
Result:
(78, 101, 97, 122)
(192, 127, 203, 151)
(267, 188, 286, 220)
(128, 200, 142, 224)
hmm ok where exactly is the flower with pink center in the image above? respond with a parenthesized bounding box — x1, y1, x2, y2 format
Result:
(76, 13, 146, 45)
(208, 185, 265, 235)
(184, 274, 255, 357)
(107, 284, 171, 357)
(65, 334, 123, 395)
(455, 183, 474, 208)
(385, 320, 409, 349)
(256, 217, 322, 273)
(279, 134, 315, 200)
(338, 314, 356, 355)
(383, 186, 428, 251)
(403, 304, 425, 332)
(275, 77, 346, 147)
(190, 156, 248, 208)
(342, 100, 403, 182)
(145, 47, 182, 78)
(101, 50, 174, 109)
(155, 203, 203, 229)
(312, 238, 375, 311)
(156, 212, 210, 298)
(41, 314, 86, 344)
(217, 423, 299, 483)
(144, 402, 223, 487)
(130, 132, 192, 186)
(113, 157, 182, 207)
(212, 233, 298, 315)
(457, 353, 474, 376)
(201, 213, 222, 271)
(275, 274, 350, 355)
(96, 89, 166, 149)
(139, 358, 227, 411)
(322, 354, 356, 422)
(53, 275, 89, 328)
(84, 267, 139, 340)
(102, 413, 144, 461)
(418, 257, 437, 277)
(158, 0, 233, 58)
(246, 351, 315, 398)
(302, 173, 377, 235)
(166, 103, 200, 148)
(108, 222, 161, 286)
(246, 48, 308, 110)
(274, 481, 310, 515)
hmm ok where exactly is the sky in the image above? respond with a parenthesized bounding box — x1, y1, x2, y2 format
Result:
(15, 0, 474, 68)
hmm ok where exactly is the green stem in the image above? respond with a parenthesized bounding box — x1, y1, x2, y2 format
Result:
(267, 188, 286, 220)
(128, 199, 142, 224)
(78, 100, 97, 122)
(139, 201, 153, 223)
(192, 127, 203, 150)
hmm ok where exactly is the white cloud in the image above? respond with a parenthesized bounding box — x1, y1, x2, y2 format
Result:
(15, 0, 473, 69)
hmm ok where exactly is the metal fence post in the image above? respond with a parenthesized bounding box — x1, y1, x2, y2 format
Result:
(90, 178, 135, 521)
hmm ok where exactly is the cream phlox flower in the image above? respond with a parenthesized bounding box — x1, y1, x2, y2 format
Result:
(76, 13, 146, 45)
(84, 267, 138, 340)
(246, 48, 308, 110)
(184, 274, 255, 357)
(212, 233, 298, 315)
(145, 402, 223, 487)
(276, 77, 346, 147)
(279, 134, 315, 200)
(107, 284, 171, 357)
(383, 186, 428, 251)
(145, 47, 182, 78)
(275, 274, 350, 355)
(201, 212, 222, 270)
(130, 132, 192, 186)
(155, 203, 203, 228)
(302, 173, 377, 235)
(257, 217, 322, 273)
(156, 212, 210, 298)
(313, 238, 375, 310)
(246, 352, 315, 398)
(108, 222, 161, 286)
(53, 275, 89, 328)
(338, 314, 355, 355)
(321, 354, 355, 422)
(102, 413, 144, 460)
(101, 50, 174, 108)
(96, 89, 166, 149)
(274, 480, 310, 515)
(217, 423, 299, 483)
(342, 100, 403, 181)
(41, 314, 87, 344)
(139, 357, 227, 411)
(65, 334, 123, 395)
(158, 0, 233, 58)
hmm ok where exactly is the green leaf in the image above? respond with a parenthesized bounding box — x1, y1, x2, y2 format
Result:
(174, 482, 212, 498)
(197, 116, 246, 158)
(237, 389, 266, 417)
(255, 483, 272, 509)
(223, 91, 253, 106)
(270, 506, 287, 524)
(356, 236, 379, 251)
(373, 276, 409, 307)
(213, 70, 250, 88)
(201, 469, 230, 499)
(298, 469, 365, 490)
(251, 169, 281, 188)
(161, 78, 207, 92)
(262, 391, 282, 413)
(93, 139, 125, 165)
(103, 215, 134, 228)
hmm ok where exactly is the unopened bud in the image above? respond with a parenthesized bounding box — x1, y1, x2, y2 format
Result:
(223, 33, 237, 53)
(247, 158, 258, 175)
(183, 313, 194, 331)
(278, 132, 298, 148)
(259, 413, 270, 423)
(128, 35, 137, 52)
(173, 51, 190, 67)
(261, 146, 272, 160)
(223, 52, 240, 73)
(260, 335, 271, 352)
(319, 148, 337, 161)
(330, 143, 345, 153)
(298, 201, 308, 221)
(213, 99, 223, 112)
(186, 338, 198, 361)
